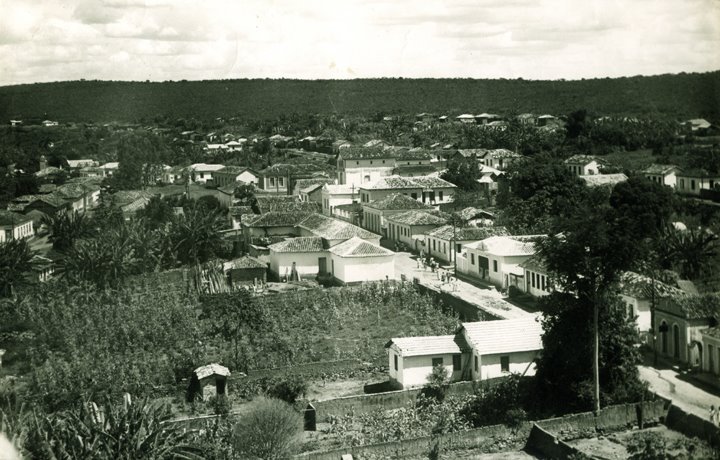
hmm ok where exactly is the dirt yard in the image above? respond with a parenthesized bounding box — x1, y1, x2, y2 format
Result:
(567, 425, 713, 459)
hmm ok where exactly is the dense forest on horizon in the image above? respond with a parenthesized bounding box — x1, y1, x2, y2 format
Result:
(1, 72, 719, 123)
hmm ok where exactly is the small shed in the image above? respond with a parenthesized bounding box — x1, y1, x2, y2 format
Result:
(187, 364, 231, 402)
(223, 256, 267, 286)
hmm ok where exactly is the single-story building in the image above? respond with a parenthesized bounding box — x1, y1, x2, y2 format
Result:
(0, 211, 34, 242)
(457, 235, 541, 290)
(187, 364, 231, 402)
(642, 164, 681, 188)
(564, 155, 606, 176)
(654, 293, 720, 368)
(386, 316, 543, 388)
(268, 237, 328, 281)
(700, 327, 720, 376)
(223, 256, 267, 286)
(425, 225, 509, 264)
(328, 236, 395, 284)
(386, 210, 449, 251)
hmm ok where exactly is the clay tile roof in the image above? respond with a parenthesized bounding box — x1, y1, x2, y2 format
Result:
(363, 175, 420, 190)
(268, 237, 326, 253)
(461, 317, 543, 355)
(619, 272, 685, 300)
(299, 213, 377, 240)
(385, 335, 470, 357)
(194, 363, 230, 380)
(223, 256, 267, 270)
(0, 211, 33, 226)
(518, 254, 547, 273)
(328, 236, 394, 257)
(244, 212, 312, 227)
(411, 176, 457, 188)
(339, 147, 392, 160)
(581, 173, 628, 187)
(365, 193, 431, 211)
(426, 225, 509, 241)
(642, 164, 680, 175)
(386, 210, 449, 226)
(660, 293, 720, 320)
(465, 235, 540, 256)
(564, 154, 606, 165)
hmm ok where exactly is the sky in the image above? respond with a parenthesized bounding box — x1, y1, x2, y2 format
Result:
(0, 0, 719, 86)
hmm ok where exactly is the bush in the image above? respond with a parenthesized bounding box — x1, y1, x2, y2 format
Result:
(209, 395, 231, 416)
(266, 375, 308, 404)
(459, 374, 529, 427)
(418, 365, 449, 406)
(233, 397, 303, 460)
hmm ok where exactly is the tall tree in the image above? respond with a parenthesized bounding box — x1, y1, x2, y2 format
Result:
(536, 188, 641, 412)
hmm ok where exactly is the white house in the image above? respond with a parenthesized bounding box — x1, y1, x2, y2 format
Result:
(328, 237, 395, 284)
(268, 237, 328, 281)
(385, 210, 449, 251)
(479, 149, 521, 170)
(676, 170, 720, 196)
(321, 184, 358, 216)
(642, 164, 682, 188)
(425, 226, 509, 264)
(359, 175, 456, 206)
(457, 235, 541, 290)
(100, 162, 119, 177)
(460, 317, 543, 381)
(456, 114, 476, 124)
(163, 166, 186, 184)
(213, 166, 259, 187)
(619, 272, 685, 340)
(386, 317, 543, 388)
(0, 211, 34, 242)
(385, 335, 469, 388)
(518, 255, 552, 298)
(190, 163, 225, 184)
(362, 193, 433, 236)
(337, 147, 396, 187)
(654, 293, 720, 368)
(564, 155, 606, 176)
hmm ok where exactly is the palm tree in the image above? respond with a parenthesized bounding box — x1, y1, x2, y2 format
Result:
(170, 206, 224, 265)
(657, 226, 719, 279)
(0, 239, 36, 297)
(43, 210, 94, 251)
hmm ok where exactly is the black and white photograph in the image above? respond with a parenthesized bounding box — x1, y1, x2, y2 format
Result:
(1, 1, 719, 458)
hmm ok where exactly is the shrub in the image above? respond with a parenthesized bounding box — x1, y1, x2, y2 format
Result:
(266, 375, 308, 404)
(209, 395, 231, 416)
(233, 397, 303, 460)
(459, 374, 529, 427)
(418, 365, 449, 406)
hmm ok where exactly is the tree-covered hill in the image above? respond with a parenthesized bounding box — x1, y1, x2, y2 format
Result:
(1, 72, 718, 123)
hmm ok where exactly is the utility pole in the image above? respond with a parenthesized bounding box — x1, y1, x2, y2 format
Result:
(593, 292, 600, 414)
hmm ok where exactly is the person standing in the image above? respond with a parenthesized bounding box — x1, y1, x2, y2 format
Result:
(710, 405, 717, 425)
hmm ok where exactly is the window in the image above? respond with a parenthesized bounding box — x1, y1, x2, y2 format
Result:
(453, 355, 461, 371)
(433, 240, 436, 250)
(411, 193, 417, 199)
(471, 253, 475, 265)
(691, 180, 696, 190)
(541, 275, 546, 291)
(627, 303, 634, 319)
(370, 160, 373, 164)
(500, 356, 510, 372)
(493, 260, 498, 272)
(356, 161, 359, 165)
(364, 175, 371, 183)
(443, 243, 446, 253)
(531, 273, 536, 288)
(474, 355, 479, 372)
(270, 177, 275, 186)
(456, 244, 461, 254)
(394, 354, 398, 371)
(382, 160, 385, 164)
(279, 177, 284, 186)
(439, 191, 444, 201)
(432, 357, 443, 368)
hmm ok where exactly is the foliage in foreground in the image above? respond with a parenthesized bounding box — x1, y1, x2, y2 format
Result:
(626, 430, 716, 460)
(2, 398, 200, 460)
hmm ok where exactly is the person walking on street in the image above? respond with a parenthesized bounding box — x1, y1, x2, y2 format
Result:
(710, 405, 717, 425)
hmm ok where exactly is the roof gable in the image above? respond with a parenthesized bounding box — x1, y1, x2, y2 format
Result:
(329, 236, 394, 257)
(461, 317, 543, 355)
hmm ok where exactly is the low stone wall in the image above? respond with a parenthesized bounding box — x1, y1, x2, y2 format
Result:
(295, 422, 532, 460)
(313, 379, 510, 420)
(525, 423, 588, 460)
(537, 400, 667, 441)
(665, 404, 720, 447)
